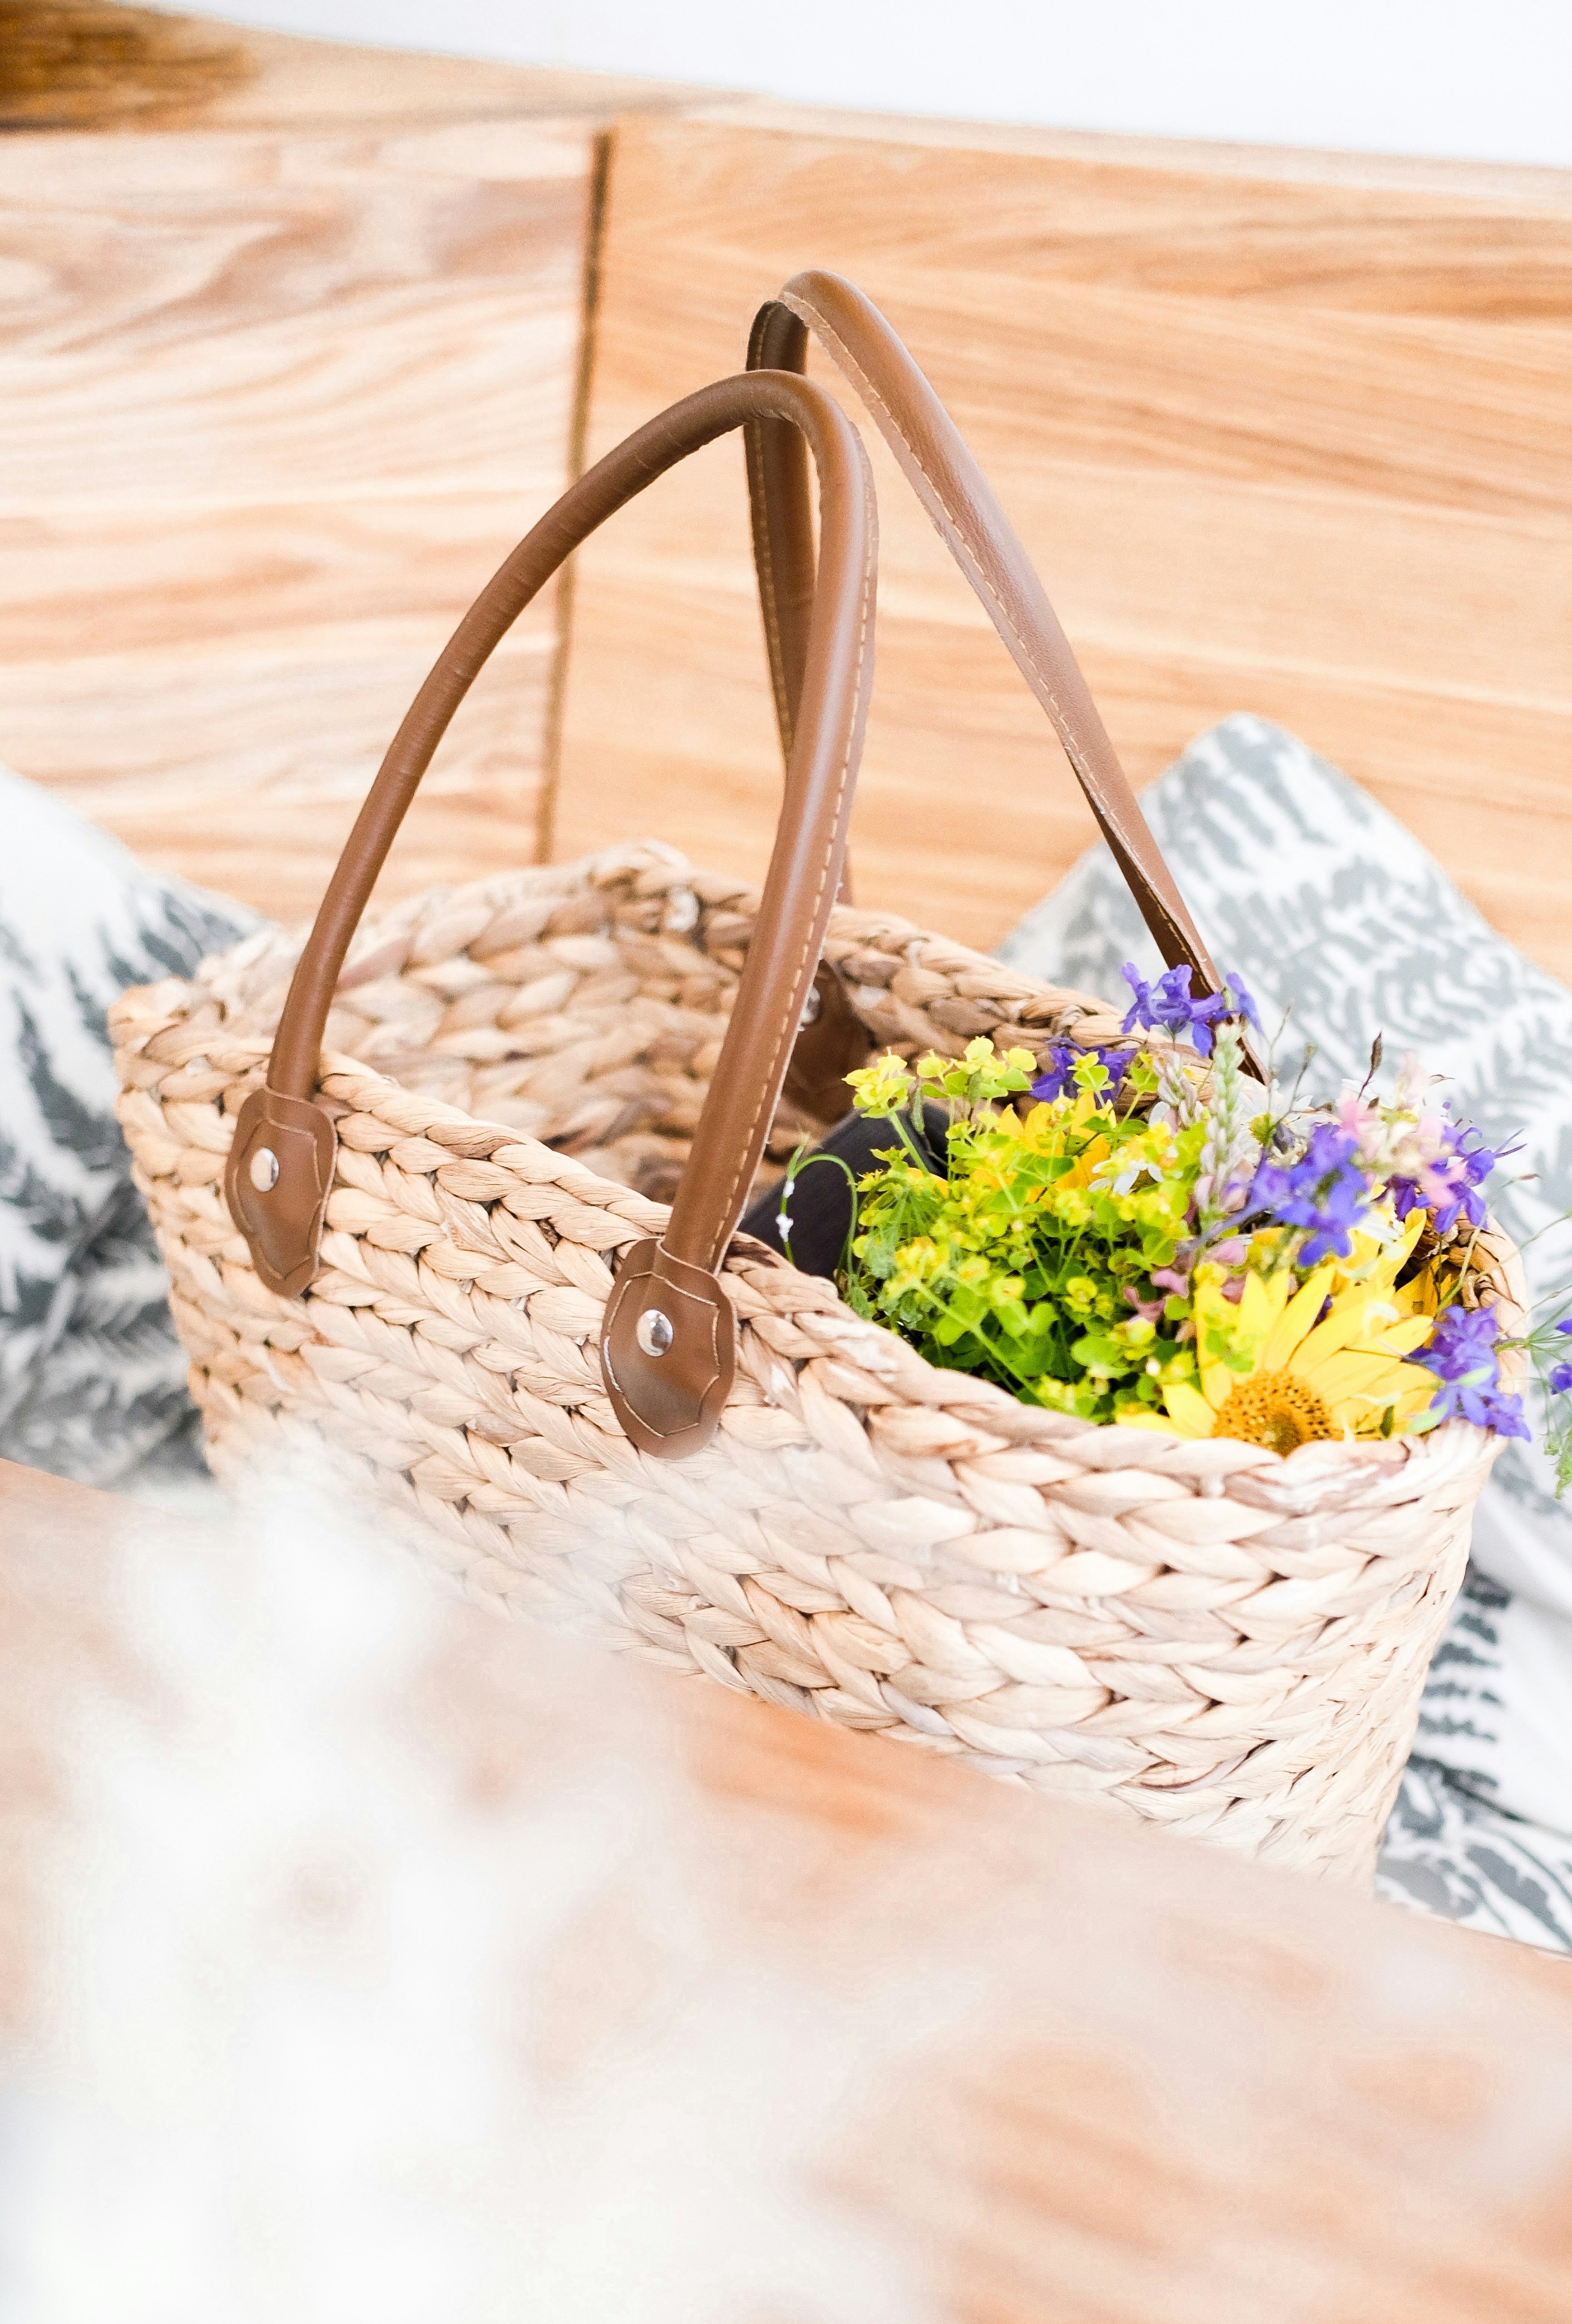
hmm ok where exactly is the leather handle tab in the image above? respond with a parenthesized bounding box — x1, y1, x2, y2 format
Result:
(228, 368, 876, 1464)
(746, 270, 1230, 1008)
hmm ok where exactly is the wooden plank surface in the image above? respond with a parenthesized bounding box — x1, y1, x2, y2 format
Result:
(4, 1451, 1572, 2317)
(0, 31, 688, 925)
(555, 111, 1572, 982)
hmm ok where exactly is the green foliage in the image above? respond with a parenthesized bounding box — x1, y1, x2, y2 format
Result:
(833, 1027, 1567, 1463)
(1513, 1304, 1572, 1494)
(841, 1038, 1203, 1423)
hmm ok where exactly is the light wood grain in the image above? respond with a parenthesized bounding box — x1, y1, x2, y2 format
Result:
(0, 31, 689, 924)
(556, 113, 1572, 982)
(4, 1454, 1572, 2318)
(0, 491, 556, 914)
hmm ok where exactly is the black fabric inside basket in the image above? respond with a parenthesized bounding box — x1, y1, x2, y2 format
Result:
(738, 1103, 951, 1280)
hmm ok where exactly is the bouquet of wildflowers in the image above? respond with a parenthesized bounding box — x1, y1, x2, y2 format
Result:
(781, 963, 1571, 1465)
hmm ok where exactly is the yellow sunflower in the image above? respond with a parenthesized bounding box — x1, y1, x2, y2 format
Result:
(1124, 1213, 1439, 1454)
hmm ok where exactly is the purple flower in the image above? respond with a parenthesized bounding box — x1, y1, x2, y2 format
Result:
(1424, 1304, 1500, 1382)
(1431, 1126, 1497, 1236)
(1120, 963, 1230, 1058)
(1549, 1363, 1572, 1396)
(1467, 1384, 1532, 1439)
(1225, 973, 1262, 1035)
(1390, 1117, 1517, 1238)
(1118, 962, 1258, 1056)
(1247, 1123, 1371, 1266)
(1422, 1304, 1530, 1438)
(1030, 1042, 1135, 1103)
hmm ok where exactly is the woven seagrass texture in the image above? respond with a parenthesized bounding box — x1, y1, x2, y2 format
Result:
(111, 840, 1514, 1883)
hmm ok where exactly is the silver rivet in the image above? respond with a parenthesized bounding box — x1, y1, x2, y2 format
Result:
(249, 1145, 280, 1193)
(636, 1306, 674, 1358)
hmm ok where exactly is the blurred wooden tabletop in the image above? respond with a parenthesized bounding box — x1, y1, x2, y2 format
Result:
(4, 1453, 1570, 2320)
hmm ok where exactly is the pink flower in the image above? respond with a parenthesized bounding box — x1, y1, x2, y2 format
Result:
(1122, 1286, 1166, 1324)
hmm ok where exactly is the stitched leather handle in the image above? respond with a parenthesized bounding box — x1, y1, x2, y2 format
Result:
(745, 270, 1222, 990)
(225, 368, 877, 1461)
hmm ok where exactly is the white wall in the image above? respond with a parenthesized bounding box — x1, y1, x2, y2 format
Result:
(194, 0, 1572, 170)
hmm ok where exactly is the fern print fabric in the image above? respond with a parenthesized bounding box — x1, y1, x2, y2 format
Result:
(0, 764, 254, 1488)
(1383, 1569, 1572, 1950)
(1001, 713, 1572, 1949)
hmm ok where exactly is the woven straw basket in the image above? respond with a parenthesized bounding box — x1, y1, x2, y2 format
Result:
(112, 276, 1520, 1884)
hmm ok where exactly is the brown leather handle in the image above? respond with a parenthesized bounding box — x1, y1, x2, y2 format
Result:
(745, 270, 1224, 994)
(226, 368, 877, 1464)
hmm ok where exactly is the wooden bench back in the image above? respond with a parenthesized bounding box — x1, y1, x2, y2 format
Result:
(553, 110, 1572, 978)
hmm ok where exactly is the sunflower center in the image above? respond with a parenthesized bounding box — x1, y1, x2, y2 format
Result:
(1212, 1370, 1336, 1456)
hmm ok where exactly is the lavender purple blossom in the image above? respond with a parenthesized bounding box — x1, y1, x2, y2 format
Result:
(1118, 963, 1260, 1056)
(1119, 963, 1229, 1056)
(1029, 1043, 1136, 1104)
(1246, 1123, 1372, 1267)
(1222, 973, 1262, 1035)
(1387, 1118, 1512, 1240)
(1423, 1305, 1530, 1439)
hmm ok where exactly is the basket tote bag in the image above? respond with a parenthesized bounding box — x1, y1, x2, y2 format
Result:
(113, 278, 1521, 1884)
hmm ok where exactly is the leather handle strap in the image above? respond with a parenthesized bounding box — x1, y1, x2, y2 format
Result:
(226, 369, 877, 1464)
(745, 270, 1223, 992)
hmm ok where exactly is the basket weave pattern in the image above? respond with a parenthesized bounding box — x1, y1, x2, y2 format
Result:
(112, 843, 1510, 1882)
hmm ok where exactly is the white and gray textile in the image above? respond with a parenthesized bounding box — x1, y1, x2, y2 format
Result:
(0, 765, 254, 1488)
